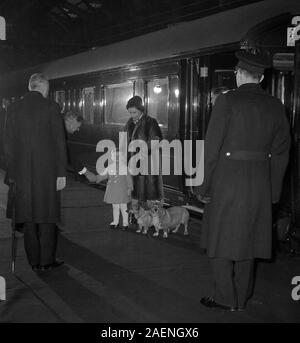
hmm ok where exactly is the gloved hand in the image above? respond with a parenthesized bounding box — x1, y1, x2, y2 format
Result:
(57, 177, 66, 191)
(196, 194, 211, 204)
(85, 170, 97, 183)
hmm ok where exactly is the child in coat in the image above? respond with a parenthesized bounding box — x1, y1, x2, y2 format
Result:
(85, 149, 133, 229)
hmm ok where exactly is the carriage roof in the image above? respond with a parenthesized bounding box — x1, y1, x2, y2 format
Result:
(1, 0, 299, 90)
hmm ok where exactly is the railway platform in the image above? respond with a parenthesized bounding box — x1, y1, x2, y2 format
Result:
(0, 169, 299, 323)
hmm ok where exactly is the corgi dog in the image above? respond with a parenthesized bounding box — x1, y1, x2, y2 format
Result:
(151, 203, 190, 239)
(130, 206, 154, 235)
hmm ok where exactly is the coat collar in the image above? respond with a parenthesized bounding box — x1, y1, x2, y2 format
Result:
(133, 113, 145, 125)
(237, 83, 262, 93)
(128, 113, 147, 126)
(26, 91, 44, 98)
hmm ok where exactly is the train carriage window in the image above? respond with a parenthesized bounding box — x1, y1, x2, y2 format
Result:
(2, 98, 9, 110)
(81, 87, 95, 124)
(135, 79, 144, 98)
(67, 89, 77, 111)
(104, 82, 133, 125)
(55, 90, 66, 113)
(213, 69, 236, 90)
(146, 77, 169, 128)
(67, 90, 72, 110)
(72, 89, 77, 110)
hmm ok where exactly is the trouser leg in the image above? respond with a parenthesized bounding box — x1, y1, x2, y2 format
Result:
(112, 204, 120, 225)
(210, 258, 237, 307)
(234, 259, 254, 308)
(120, 204, 128, 226)
(24, 222, 41, 266)
(39, 224, 57, 266)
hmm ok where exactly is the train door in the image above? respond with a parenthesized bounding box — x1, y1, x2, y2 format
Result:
(209, 52, 237, 111)
(266, 56, 295, 222)
(293, 43, 300, 233)
(186, 53, 236, 210)
(144, 73, 182, 204)
(182, 56, 210, 205)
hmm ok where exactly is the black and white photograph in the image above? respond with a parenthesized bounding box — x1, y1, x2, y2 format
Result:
(0, 0, 299, 331)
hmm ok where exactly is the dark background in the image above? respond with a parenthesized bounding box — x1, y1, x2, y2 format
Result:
(0, 0, 260, 73)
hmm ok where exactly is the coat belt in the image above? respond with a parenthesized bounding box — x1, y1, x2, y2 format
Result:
(225, 151, 272, 161)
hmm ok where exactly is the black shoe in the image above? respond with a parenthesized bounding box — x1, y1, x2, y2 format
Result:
(200, 297, 236, 312)
(40, 260, 64, 271)
(109, 224, 119, 229)
(121, 226, 129, 230)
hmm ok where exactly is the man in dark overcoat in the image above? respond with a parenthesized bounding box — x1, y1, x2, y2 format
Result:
(4, 73, 68, 271)
(195, 52, 291, 311)
(124, 96, 164, 206)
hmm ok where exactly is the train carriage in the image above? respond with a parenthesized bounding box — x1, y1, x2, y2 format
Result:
(0, 0, 300, 222)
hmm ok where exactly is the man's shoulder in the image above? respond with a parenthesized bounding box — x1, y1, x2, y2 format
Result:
(229, 86, 282, 105)
(22, 92, 59, 108)
(39, 97, 61, 113)
(47, 98, 60, 111)
(251, 88, 285, 111)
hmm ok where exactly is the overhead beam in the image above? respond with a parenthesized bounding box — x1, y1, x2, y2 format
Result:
(0, 39, 89, 49)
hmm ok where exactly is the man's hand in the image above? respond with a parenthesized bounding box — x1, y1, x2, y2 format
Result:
(57, 177, 66, 191)
(85, 170, 97, 183)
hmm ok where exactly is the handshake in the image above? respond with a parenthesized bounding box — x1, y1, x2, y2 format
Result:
(84, 170, 98, 183)
(83, 169, 132, 197)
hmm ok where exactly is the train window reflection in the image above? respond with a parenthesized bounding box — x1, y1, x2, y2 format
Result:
(147, 77, 169, 128)
(2, 98, 10, 110)
(81, 87, 95, 124)
(213, 69, 236, 90)
(55, 90, 66, 113)
(104, 82, 133, 125)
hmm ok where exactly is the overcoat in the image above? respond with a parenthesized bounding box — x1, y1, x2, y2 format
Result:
(124, 114, 164, 202)
(4, 91, 67, 224)
(196, 83, 290, 260)
(98, 163, 133, 204)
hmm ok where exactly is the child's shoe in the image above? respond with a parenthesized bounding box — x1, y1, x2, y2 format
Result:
(109, 223, 119, 229)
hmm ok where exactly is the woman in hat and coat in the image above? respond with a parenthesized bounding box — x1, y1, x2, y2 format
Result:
(122, 96, 164, 207)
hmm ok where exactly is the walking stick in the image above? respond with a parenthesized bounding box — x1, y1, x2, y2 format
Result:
(11, 183, 17, 274)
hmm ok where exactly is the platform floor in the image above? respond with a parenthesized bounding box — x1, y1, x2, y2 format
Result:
(0, 170, 299, 323)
